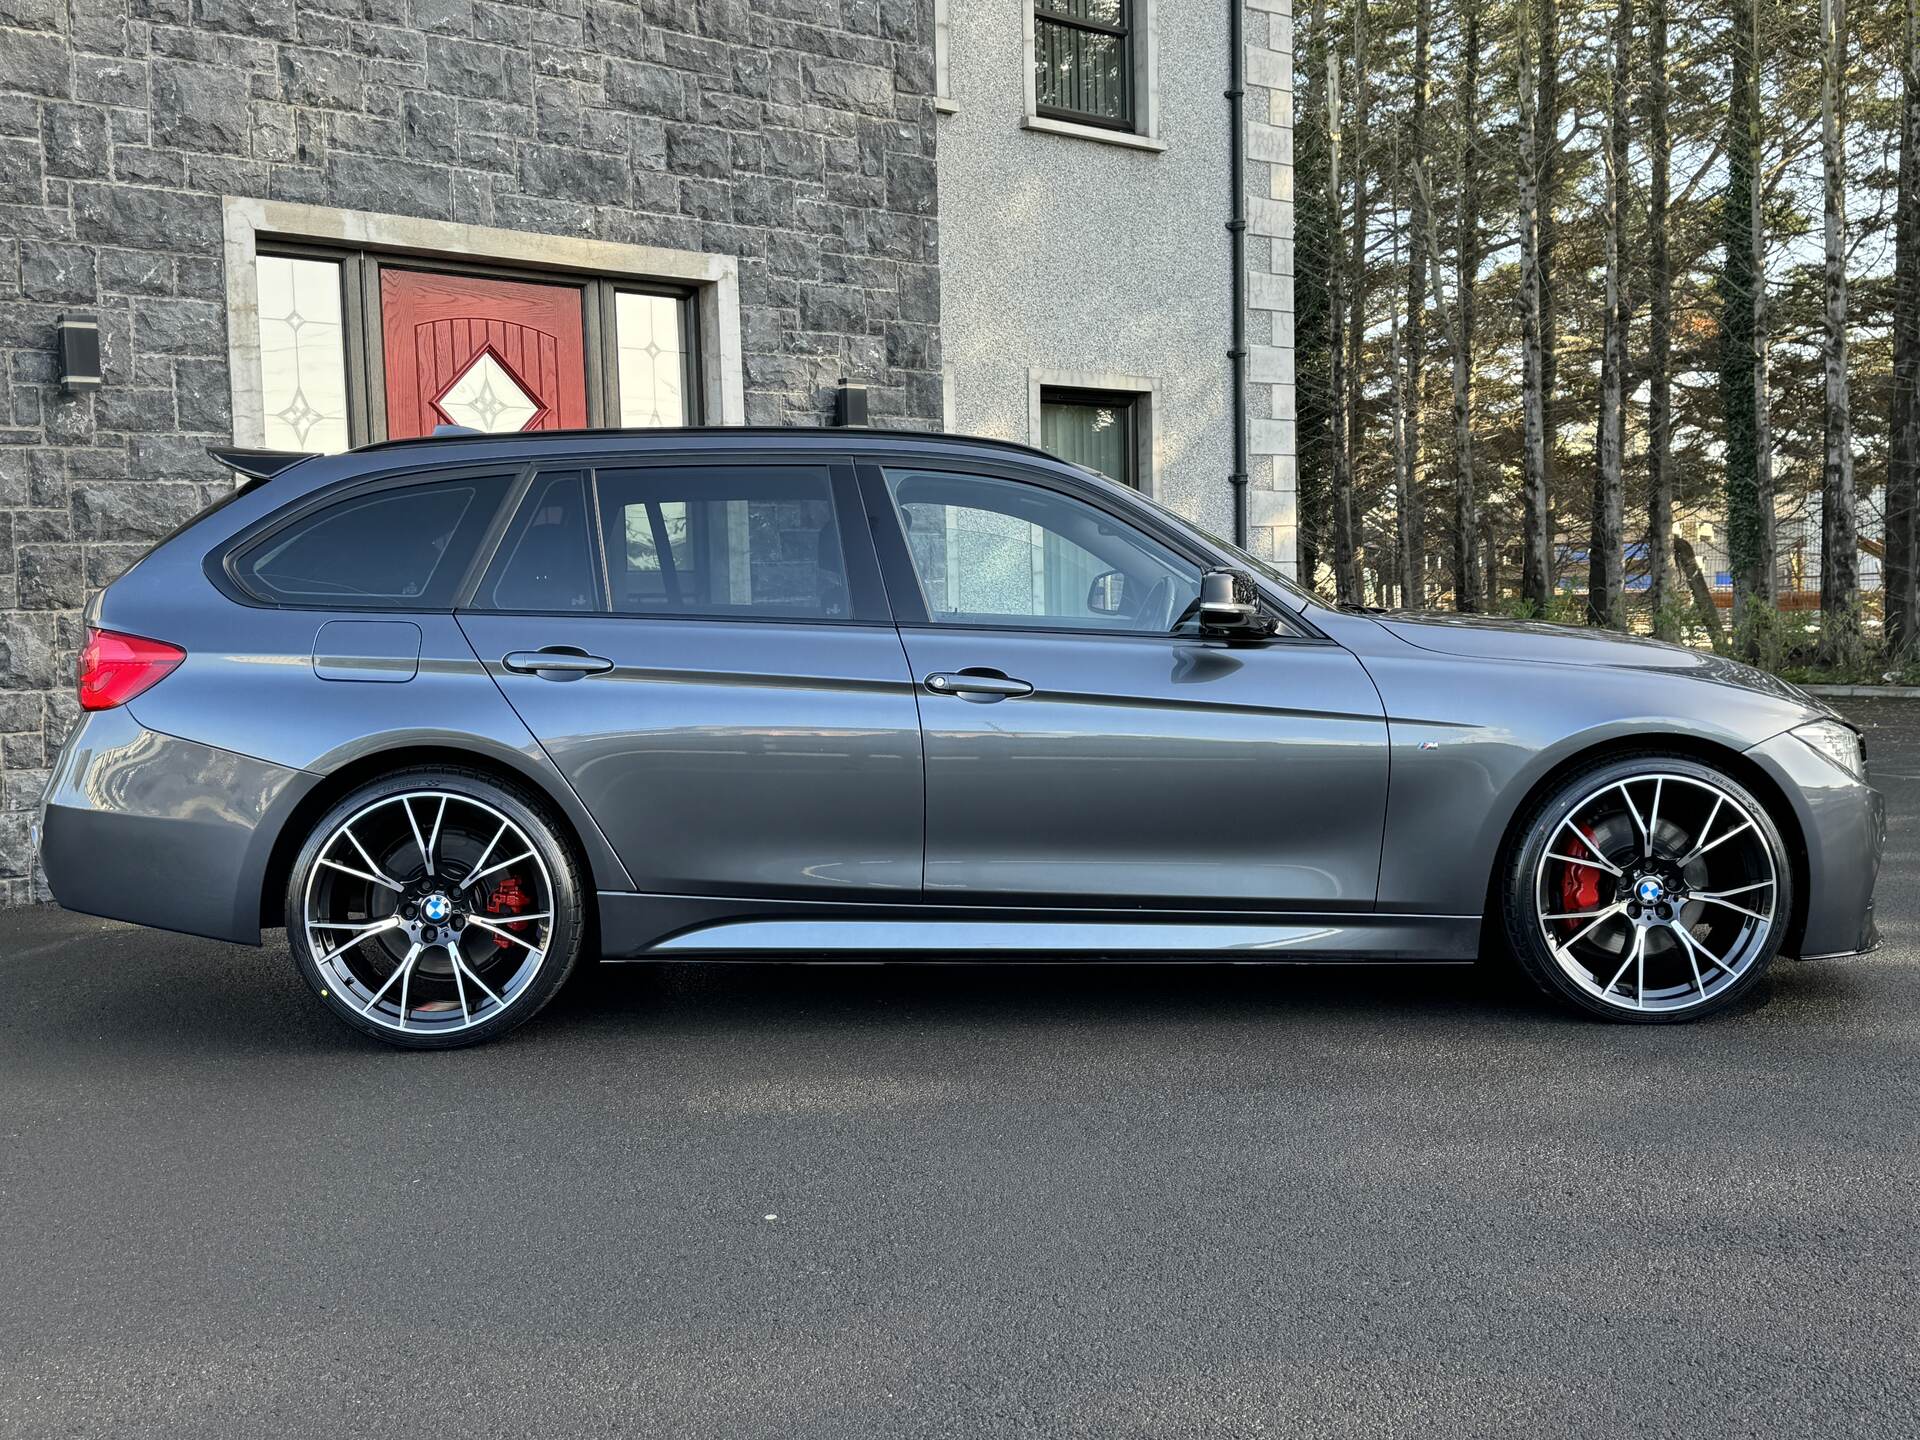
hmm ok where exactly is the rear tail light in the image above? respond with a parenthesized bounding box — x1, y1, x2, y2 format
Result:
(77, 628, 185, 711)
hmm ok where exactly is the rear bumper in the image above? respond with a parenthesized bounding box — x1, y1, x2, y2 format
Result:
(1744, 729, 1885, 960)
(36, 707, 318, 945)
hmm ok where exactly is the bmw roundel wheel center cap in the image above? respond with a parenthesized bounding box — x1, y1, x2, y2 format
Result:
(1621, 865, 1687, 924)
(421, 893, 453, 924)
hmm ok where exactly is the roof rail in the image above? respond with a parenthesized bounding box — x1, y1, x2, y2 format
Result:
(348, 424, 1071, 468)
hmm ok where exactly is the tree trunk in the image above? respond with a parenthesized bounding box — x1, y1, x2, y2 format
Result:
(1342, 0, 1371, 605)
(1452, 5, 1481, 613)
(1518, 0, 1551, 609)
(1536, 0, 1560, 546)
(1397, 253, 1413, 610)
(1646, 0, 1677, 637)
(1888, 0, 1920, 657)
(1399, 0, 1431, 608)
(1589, 0, 1631, 629)
(1295, 0, 1337, 596)
(1819, 0, 1858, 664)
(1674, 537, 1727, 653)
(1324, 0, 1359, 607)
(1721, 0, 1772, 641)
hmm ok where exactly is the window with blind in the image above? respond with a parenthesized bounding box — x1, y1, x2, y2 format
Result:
(1040, 390, 1139, 489)
(1033, 0, 1133, 129)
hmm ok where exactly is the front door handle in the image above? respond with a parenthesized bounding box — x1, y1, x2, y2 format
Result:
(502, 648, 614, 679)
(924, 670, 1034, 701)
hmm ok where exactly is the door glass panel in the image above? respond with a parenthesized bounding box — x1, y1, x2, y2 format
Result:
(257, 255, 351, 453)
(883, 469, 1199, 631)
(235, 475, 511, 608)
(597, 467, 847, 619)
(615, 292, 689, 427)
(476, 471, 600, 612)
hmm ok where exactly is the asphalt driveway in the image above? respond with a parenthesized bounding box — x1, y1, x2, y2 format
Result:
(3, 700, 1915, 1438)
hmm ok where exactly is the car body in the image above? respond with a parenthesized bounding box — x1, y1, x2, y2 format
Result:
(35, 427, 1883, 1044)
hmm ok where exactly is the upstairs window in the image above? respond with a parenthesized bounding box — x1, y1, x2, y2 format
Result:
(1034, 0, 1133, 129)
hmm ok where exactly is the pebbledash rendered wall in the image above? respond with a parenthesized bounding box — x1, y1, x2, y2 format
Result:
(934, 0, 1295, 567)
(0, 0, 944, 903)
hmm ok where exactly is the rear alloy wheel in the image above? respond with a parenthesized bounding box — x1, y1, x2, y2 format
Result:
(1504, 756, 1792, 1022)
(287, 769, 583, 1049)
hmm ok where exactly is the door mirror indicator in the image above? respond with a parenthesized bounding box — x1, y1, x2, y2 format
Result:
(1086, 570, 1131, 616)
(1196, 568, 1275, 637)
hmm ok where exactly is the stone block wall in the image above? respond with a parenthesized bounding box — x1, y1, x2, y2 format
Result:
(0, 0, 942, 903)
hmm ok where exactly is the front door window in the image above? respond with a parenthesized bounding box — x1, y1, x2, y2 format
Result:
(883, 469, 1199, 633)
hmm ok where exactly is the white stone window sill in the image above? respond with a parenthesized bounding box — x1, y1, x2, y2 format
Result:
(1021, 114, 1167, 153)
(934, 96, 959, 114)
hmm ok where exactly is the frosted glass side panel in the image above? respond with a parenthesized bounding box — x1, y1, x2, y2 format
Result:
(615, 292, 688, 428)
(257, 255, 350, 452)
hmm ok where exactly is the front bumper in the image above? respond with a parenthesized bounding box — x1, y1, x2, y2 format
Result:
(36, 706, 318, 945)
(1744, 728, 1886, 960)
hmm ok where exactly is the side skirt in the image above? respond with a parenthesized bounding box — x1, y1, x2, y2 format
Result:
(597, 893, 1480, 962)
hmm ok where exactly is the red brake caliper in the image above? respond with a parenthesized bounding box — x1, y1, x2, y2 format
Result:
(1559, 825, 1603, 931)
(483, 873, 531, 951)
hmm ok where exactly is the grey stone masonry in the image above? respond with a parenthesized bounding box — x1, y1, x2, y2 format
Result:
(0, 0, 942, 904)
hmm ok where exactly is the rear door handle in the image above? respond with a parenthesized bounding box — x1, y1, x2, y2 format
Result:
(924, 671, 1034, 701)
(502, 648, 614, 678)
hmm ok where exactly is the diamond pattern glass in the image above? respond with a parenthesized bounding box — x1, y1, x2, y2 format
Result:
(615, 292, 688, 427)
(257, 256, 350, 453)
(436, 351, 542, 433)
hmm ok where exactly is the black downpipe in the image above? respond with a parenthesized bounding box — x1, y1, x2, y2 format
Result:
(1226, 1, 1250, 545)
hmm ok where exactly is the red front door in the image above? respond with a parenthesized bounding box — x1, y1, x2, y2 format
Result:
(379, 269, 590, 439)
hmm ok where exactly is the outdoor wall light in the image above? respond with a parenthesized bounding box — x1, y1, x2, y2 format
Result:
(55, 313, 102, 394)
(833, 379, 868, 428)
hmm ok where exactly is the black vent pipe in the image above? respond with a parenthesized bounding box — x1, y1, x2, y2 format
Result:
(1227, 0, 1251, 545)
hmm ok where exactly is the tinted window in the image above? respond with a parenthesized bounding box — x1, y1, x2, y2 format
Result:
(597, 467, 848, 619)
(475, 471, 599, 612)
(884, 469, 1200, 632)
(237, 475, 510, 607)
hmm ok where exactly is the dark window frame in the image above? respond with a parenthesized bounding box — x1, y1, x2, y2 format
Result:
(1039, 386, 1144, 491)
(255, 242, 704, 448)
(1033, 0, 1136, 131)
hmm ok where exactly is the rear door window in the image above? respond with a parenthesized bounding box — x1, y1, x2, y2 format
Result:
(234, 474, 511, 608)
(595, 466, 850, 620)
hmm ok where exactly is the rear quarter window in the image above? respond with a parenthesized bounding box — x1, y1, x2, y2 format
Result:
(232, 474, 512, 609)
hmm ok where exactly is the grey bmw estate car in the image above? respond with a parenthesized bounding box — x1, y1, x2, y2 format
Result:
(37, 427, 1882, 1047)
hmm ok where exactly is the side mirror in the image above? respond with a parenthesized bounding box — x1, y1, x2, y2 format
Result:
(1086, 569, 1131, 616)
(1196, 568, 1272, 635)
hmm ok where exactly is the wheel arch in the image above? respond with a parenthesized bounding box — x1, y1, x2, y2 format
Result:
(257, 741, 621, 931)
(1479, 732, 1810, 958)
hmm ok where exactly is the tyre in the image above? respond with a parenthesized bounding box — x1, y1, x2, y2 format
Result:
(1501, 754, 1792, 1023)
(286, 766, 585, 1049)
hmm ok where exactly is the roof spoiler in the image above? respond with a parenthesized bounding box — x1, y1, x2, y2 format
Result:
(207, 446, 317, 483)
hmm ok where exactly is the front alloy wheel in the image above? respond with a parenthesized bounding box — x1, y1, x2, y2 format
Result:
(1505, 756, 1792, 1022)
(287, 769, 583, 1048)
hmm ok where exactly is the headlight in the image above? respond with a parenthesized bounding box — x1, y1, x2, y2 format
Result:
(1792, 719, 1865, 780)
